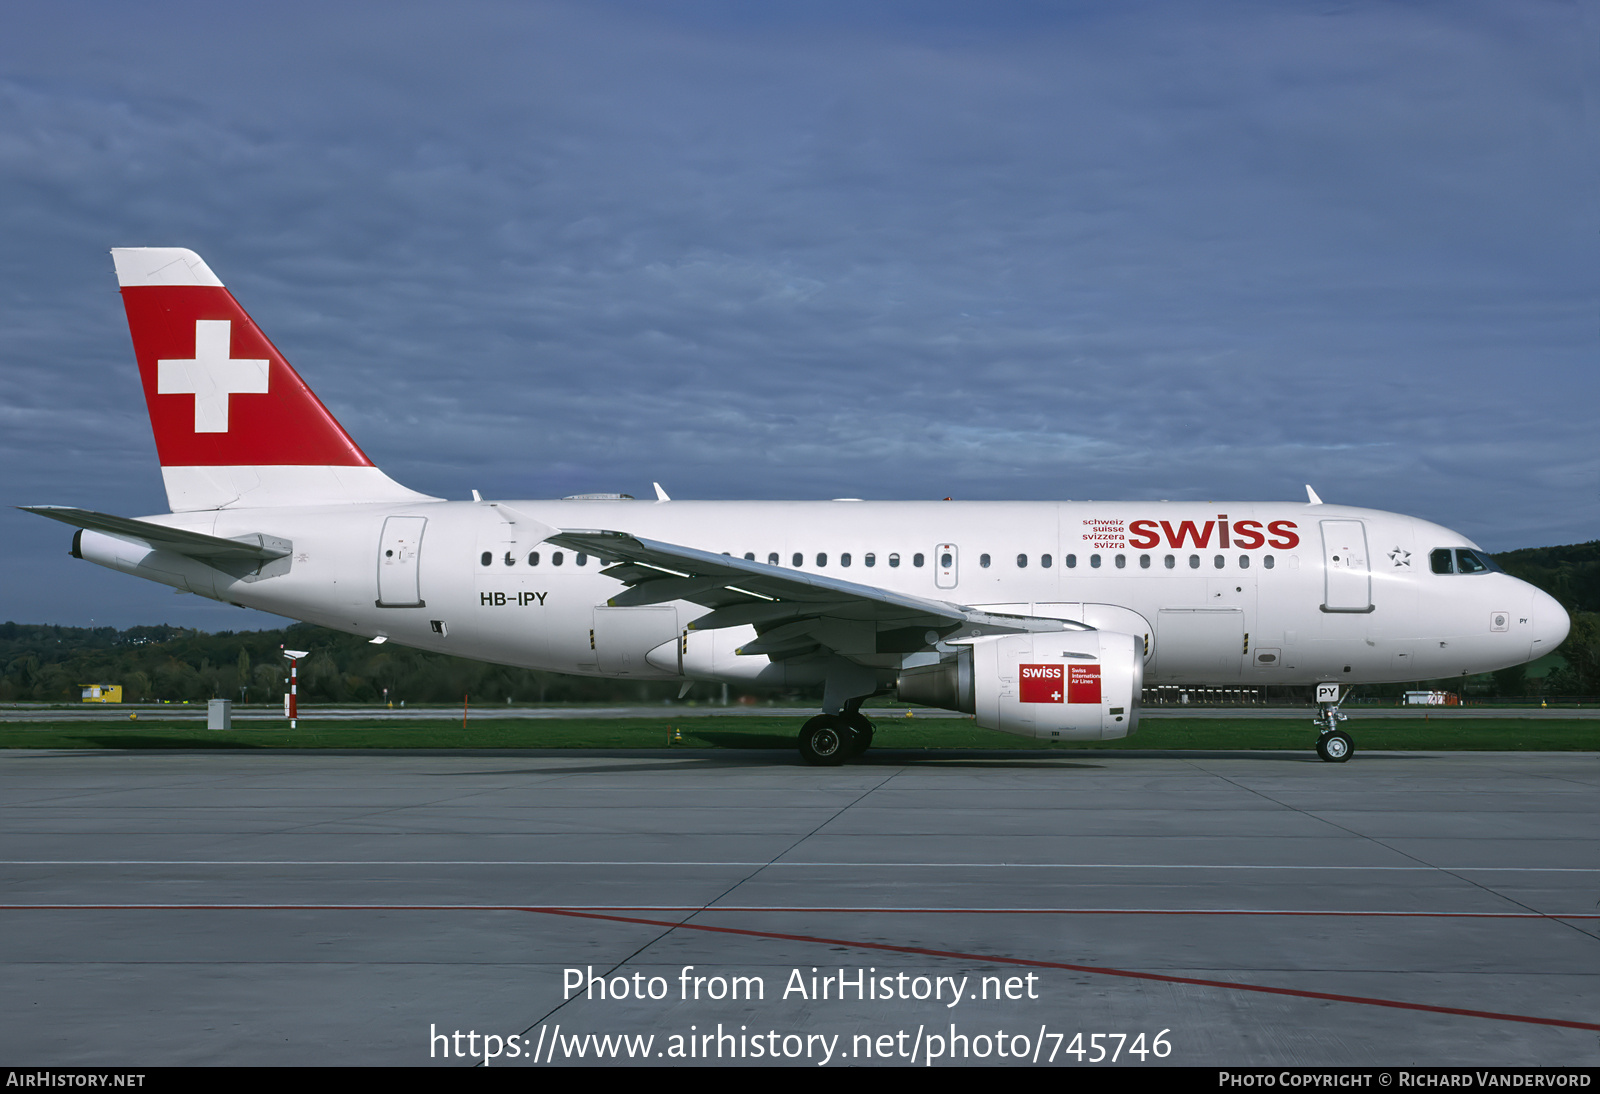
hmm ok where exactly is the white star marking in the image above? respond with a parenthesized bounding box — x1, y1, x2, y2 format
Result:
(157, 320, 269, 433)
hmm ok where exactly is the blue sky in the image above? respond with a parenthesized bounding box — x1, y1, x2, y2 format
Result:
(1, 1, 1594, 630)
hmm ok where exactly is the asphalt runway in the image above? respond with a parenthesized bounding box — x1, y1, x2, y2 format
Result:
(1, 747, 1595, 1067)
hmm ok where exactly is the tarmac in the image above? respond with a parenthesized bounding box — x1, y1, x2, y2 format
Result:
(0, 747, 1595, 1067)
(3, 702, 1596, 721)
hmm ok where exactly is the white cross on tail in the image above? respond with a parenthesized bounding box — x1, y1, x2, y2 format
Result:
(157, 320, 269, 433)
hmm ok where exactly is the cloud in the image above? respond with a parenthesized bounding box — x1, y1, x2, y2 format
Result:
(0, 0, 1592, 626)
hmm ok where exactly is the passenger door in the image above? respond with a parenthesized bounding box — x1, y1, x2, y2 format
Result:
(1320, 520, 1373, 612)
(376, 516, 427, 608)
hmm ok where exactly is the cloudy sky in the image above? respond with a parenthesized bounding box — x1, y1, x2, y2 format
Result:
(1, 1, 1593, 630)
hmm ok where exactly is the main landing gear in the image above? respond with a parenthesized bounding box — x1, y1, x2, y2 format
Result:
(1313, 684, 1354, 763)
(797, 704, 875, 766)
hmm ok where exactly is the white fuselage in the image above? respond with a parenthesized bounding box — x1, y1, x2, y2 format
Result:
(77, 498, 1569, 692)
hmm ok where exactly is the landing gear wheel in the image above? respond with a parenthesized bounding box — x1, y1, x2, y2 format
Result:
(1316, 731, 1354, 763)
(842, 712, 875, 759)
(798, 714, 850, 766)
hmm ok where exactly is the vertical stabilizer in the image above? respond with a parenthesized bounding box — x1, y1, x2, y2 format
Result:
(112, 247, 436, 512)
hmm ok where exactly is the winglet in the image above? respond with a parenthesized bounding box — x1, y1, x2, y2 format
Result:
(653, 482, 671, 502)
(1305, 485, 1323, 505)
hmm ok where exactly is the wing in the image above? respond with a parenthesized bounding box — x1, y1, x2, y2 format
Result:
(549, 528, 1084, 663)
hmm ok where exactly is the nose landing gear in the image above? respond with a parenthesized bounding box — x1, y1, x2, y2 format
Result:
(1313, 683, 1354, 763)
(1316, 729, 1353, 762)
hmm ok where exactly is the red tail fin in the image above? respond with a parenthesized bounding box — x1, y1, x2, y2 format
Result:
(112, 248, 433, 511)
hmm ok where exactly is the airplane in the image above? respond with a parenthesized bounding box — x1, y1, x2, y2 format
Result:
(23, 248, 1571, 764)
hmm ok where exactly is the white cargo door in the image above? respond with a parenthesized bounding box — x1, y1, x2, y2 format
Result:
(593, 606, 681, 677)
(376, 516, 427, 607)
(1155, 609, 1244, 681)
(935, 544, 959, 589)
(1320, 519, 1372, 612)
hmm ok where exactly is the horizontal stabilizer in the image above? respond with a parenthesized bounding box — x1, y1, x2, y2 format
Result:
(20, 506, 289, 562)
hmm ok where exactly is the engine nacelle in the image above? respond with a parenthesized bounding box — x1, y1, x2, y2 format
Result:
(898, 630, 1142, 741)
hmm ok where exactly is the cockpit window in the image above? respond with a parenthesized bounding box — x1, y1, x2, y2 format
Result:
(1432, 547, 1500, 575)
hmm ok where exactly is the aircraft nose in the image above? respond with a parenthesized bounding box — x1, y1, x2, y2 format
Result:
(1529, 587, 1570, 658)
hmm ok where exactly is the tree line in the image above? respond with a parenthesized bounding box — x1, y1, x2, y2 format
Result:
(0, 621, 707, 706)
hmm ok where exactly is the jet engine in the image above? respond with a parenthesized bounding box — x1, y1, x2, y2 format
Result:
(897, 630, 1142, 741)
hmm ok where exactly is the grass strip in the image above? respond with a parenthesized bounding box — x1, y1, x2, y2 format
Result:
(0, 716, 1591, 751)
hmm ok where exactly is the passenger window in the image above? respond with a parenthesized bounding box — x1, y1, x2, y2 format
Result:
(504, 551, 515, 566)
(1189, 554, 1200, 569)
(865, 553, 876, 567)
(816, 553, 828, 567)
(1065, 554, 1077, 568)
(840, 553, 851, 567)
(1140, 554, 1150, 569)
(1164, 554, 1175, 569)
(1040, 554, 1052, 569)
(768, 553, 779, 566)
(744, 552, 755, 561)
(552, 551, 564, 566)
(527, 552, 540, 566)
(1239, 555, 1250, 569)
(942, 552, 954, 568)
(889, 553, 901, 568)
(1214, 554, 1224, 569)
(1090, 554, 1101, 568)
(1263, 555, 1275, 569)
(1455, 549, 1488, 574)
(480, 552, 492, 567)
(793, 552, 804, 567)
(913, 553, 925, 567)
(980, 554, 991, 568)
(1015, 553, 1027, 568)
(576, 553, 588, 566)
(1430, 549, 1454, 575)
(1115, 554, 1126, 569)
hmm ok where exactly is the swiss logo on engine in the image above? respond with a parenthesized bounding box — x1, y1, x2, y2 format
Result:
(1067, 664, 1102, 704)
(1019, 664, 1064, 704)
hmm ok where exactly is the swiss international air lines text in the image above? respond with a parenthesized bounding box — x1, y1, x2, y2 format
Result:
(1019, 664, 1101, 704)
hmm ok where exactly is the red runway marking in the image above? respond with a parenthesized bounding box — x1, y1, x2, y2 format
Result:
(531, 908, 1600, 1033)
(0, 904, 1594, 919)
(3, 903, 1594, 1030)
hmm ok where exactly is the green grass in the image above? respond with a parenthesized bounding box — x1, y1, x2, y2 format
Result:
(0, 715, 1592, 751)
